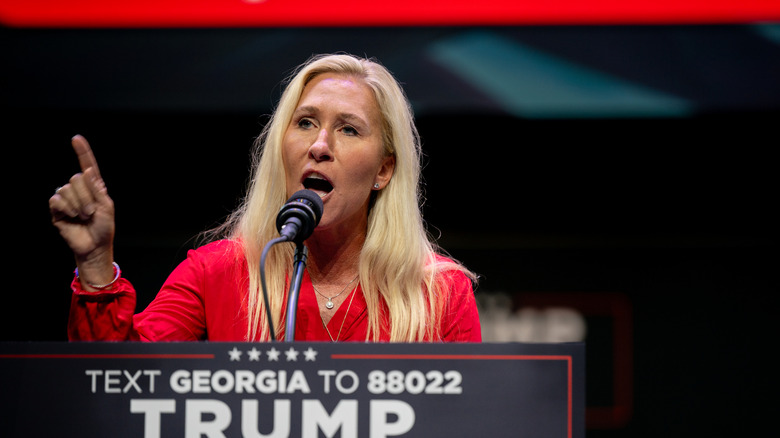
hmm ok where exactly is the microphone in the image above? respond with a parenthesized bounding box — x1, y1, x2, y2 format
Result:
(276, 189, 324, 243)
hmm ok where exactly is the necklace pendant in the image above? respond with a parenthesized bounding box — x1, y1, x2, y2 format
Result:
(325, 300, 334, 309)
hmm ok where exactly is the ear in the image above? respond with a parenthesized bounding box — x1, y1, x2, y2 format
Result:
(373, 154, 395, 190)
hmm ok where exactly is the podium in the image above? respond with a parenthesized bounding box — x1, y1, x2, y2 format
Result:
(1, 342, 584, 437)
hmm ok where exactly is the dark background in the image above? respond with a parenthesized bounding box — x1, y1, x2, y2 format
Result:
(3, 24, 778, 437)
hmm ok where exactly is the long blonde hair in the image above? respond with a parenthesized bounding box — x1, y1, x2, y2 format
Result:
(213, 53, 474, 341)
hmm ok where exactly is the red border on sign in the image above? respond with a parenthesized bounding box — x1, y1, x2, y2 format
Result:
(334, 353, 574, 438)
(1, 0, 780, 28)
(517, 292, 633, 430)
(0, 354, 215, 359)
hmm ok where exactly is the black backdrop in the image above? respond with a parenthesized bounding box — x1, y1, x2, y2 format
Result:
(4, 24, 778, 437)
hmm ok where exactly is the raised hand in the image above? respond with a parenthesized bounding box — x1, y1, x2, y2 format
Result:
(49, 135, 116, 289)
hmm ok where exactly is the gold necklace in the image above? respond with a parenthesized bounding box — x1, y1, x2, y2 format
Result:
(311, 274, 359, 309)
(322, 285, 358, 342)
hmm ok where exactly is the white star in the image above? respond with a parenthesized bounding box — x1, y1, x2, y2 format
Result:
(303, 347, 318, 362)
(284, 347, 299, 361)
(266, 347, 281, 361)
(228, 347, 242, 361)
(247, 347, 261, 361)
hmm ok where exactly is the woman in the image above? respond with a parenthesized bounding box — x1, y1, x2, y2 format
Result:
(50, 53, 481, 342)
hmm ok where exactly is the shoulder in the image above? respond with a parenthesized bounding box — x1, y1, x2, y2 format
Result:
(185, 239, 246, 273)
(428, 254, 475, 292)
(164, 239, 248, 296)
(431, 254, 472, 279)
(192, 239, 244, 256)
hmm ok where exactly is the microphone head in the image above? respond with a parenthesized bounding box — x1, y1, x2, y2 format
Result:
(276, 189, 324, 242)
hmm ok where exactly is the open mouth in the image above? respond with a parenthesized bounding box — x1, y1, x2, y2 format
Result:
(303, 173, 333, 198)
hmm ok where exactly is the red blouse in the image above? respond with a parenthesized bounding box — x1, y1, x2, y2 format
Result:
(68, 240, 482, 342)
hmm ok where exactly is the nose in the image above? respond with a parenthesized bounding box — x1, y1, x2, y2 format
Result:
(308, 128, 333, 162)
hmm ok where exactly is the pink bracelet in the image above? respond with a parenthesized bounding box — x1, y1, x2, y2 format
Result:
(75, 262, 121, 290)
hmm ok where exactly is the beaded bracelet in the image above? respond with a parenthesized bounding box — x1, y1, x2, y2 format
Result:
(75, 262, 121, 290)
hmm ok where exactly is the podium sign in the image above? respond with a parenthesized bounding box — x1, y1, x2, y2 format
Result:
(1, 342, 584, 437)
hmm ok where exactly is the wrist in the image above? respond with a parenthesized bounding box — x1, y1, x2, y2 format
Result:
(76, 261, 121, 291)
(75, 251, 118, 291)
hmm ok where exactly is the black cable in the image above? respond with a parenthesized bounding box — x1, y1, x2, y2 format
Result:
(259, 236, 288, 341)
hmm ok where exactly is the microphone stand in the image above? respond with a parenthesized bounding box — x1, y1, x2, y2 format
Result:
(259, 237, 309, 342)
(284, 243, 309, 342)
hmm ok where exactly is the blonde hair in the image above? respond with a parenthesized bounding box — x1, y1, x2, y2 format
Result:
(213, 53, 474, 341)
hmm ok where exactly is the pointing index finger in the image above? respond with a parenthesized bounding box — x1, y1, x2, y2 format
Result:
(71, 134, 101, 178)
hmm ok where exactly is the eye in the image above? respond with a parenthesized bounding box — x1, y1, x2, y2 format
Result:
(297, 118, 315, 129)
(341, 125, 359, 136)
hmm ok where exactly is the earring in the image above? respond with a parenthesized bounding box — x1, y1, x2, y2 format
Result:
(373, 183, 380, 189)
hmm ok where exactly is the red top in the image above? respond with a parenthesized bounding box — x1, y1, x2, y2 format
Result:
(68, 240, 482, 342)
